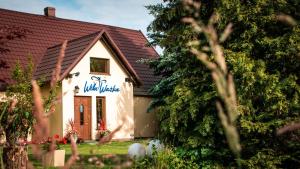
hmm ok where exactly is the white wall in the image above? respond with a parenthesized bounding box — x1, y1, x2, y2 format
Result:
(134, 96, 158, 137)
(62, 40, 134, 140)
(41, 85, 63, 137)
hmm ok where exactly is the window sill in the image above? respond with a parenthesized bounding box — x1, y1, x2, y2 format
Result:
(90, 72, 111, 76)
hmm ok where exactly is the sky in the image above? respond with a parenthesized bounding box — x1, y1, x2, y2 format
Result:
(0, 0, 162, 52)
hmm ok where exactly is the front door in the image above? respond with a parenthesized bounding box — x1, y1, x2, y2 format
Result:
(74, 96, 91, 140)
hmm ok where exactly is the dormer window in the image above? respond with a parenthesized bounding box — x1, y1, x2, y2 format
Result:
(90, 58, 109, 74)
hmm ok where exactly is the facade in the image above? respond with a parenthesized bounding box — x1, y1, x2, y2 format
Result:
(0, 7, 160, 140)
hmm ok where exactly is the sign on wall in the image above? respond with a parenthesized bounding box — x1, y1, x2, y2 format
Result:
(84, 76, 120, 94)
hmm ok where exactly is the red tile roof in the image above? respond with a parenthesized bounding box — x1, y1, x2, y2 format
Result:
(0, 8, 160, 95)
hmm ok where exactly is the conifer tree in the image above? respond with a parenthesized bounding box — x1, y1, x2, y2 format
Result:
(147, 0, 300, 168)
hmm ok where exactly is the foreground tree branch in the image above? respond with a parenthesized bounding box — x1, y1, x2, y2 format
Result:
(277, 122, 300, 135)
(183, 0, 241, 163)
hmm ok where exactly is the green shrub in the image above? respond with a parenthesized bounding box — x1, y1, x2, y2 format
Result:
(132, 148, 199, 169)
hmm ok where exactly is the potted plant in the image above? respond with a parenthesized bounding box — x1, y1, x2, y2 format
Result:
(42, 134, 67, 167)
(96, 120, 111, 141)
(65, 119, 79, 143)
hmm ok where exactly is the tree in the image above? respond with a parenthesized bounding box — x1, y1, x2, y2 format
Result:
(0, 59, 35, 168)
(0, 40, 69, 168)
(147, 0, 300, 168)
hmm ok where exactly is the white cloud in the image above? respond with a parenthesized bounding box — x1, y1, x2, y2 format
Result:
(0, 0, 161, 33)
(0, 0, 52, 14)
(71, 0, 160, 33)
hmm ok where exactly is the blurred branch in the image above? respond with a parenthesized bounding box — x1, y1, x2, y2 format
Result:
(277, 122, 300, 135)
(276, 14, 297, 26)
(31, 80, 49, 157)
(44, 40, 67, 117)
(63, 136, 78, 169)
(29, 40, 73, 168)
(182, 0, 241, 164)
(98, 122, 124, 145)
(51, 40, 67, 88)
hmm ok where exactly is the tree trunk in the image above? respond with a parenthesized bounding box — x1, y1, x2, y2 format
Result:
(3, 145, 28, 169)
(3, 130, 28, 169)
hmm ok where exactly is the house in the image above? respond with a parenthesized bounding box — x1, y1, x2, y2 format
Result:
(0, 7, 160, 140)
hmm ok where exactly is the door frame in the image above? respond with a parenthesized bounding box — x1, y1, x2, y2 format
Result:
(74, 96, 92, 140)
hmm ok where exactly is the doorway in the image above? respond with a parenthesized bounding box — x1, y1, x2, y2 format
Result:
(74, 96, 91, 140)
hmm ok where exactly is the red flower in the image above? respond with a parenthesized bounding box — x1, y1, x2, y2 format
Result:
(47, 137, 52, 142)
(99, 120, 106, 130)
(62, 138, 67, 144)
(59, 137, 67, 144)
(54, 134, 60, 139)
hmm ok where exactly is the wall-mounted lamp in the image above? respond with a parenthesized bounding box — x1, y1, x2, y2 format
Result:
(125, 77, 132, 83)
(74, 85, 80, 93)
(67, 72, 80, 79)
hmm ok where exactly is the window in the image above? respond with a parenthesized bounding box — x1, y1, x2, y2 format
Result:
(96, 97, 106, 130)
(79, 104, 84, 125)
(90, 58, 109, 74)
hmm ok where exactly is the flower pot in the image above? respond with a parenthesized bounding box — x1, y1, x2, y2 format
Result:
(43, 149, 65, 167)
(67, 133, 78, 143)
(72, 134, 78, 143)
(96, 130, 111, 141)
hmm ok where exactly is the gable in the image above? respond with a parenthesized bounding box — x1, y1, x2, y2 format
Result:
(70, 39, 130, 80)
(35, 31, 141, 85)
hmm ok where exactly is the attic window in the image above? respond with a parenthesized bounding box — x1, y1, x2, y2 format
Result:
(90, 58, 109, 74)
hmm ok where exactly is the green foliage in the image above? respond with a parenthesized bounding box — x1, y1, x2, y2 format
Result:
(0, 56, 58, 141)
(227, 51, 300, 168)
(133, 148, 199, 169)
(0, 56, 61, 168)
(0, 58, 35, 140)
(240, 149, 289, 169)
(147, 0, 300, 168)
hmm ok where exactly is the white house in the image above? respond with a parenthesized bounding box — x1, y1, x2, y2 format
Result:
(0, 7, 160, 140)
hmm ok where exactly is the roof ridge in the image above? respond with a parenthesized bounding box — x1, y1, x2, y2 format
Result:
(0, 7, 141, 33)
(49, 30, 142, 85)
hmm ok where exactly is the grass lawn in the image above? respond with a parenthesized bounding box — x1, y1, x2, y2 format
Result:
(28, 139, 149, 168)
(60, 140, 148, 155)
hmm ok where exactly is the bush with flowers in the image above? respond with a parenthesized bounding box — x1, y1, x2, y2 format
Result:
(42, 134, 67, 152)
(96, 120, 111, 140)
(65, 119, 79, 142)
